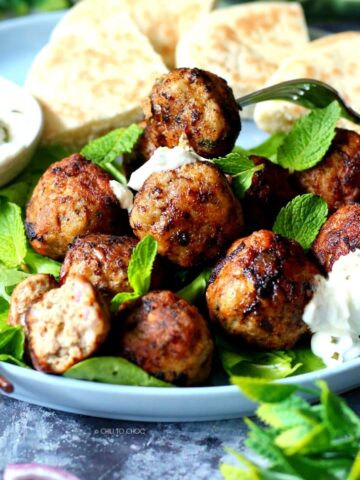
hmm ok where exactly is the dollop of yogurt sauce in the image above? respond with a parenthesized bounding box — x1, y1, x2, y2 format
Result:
(0, 76, 43, 186)
(128, 135, 206, 191)
(303, 249, 360, 367)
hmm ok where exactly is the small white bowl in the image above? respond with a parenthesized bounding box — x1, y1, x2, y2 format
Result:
(0, 76, 43, 187)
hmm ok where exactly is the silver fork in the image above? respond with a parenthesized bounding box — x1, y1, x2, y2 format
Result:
(237, 78, 360, 125)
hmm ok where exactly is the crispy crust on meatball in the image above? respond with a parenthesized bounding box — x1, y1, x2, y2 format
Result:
(143, 68, 241, 159)
(296, 129, 360, 211)
(130, 161, 243, 267)
(8, 274, 58, 330)
(206, 230, 320, 350)
(242, 156, 298, 232)
(25, 154, 127, 259)
(26, 276, 110, 374)
(117, 290, 214, 386)
(312, 204, 360, 273)
(60, 234, 163, 296)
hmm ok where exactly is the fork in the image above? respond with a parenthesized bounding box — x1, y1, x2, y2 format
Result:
(236, 78, 360, 125)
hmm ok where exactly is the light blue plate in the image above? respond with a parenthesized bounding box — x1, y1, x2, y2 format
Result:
(1, 13, 359, 422)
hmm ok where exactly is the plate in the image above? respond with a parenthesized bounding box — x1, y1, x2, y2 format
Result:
(1, 12, 360, 422)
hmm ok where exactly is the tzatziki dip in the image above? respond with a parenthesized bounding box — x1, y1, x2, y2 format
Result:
(0, 76, 43, 187)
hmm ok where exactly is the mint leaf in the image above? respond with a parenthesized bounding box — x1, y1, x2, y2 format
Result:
(0, 198, 27, 268)
(0, 354, 28, 367)
(0, 265, 29, 302)
(111, 235, 158, 310)
(64, 357, 172, 387)
(177, 268, 211, 304)
(81, 125, 143, 183)
(273, 194, 328, 250)
(213, 152, 264, 198)
(248, 132, 287, 162)
(231, 376, 297, 403)
(25, 248, 61, 278)
(277, 101, 341, 172)
(289, 348, 325, 375)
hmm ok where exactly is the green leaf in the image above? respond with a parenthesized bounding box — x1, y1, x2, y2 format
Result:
(257, 395, 314, 430)
(213, 152, 264, 199)
(347, 451, 360, 480)
(318, 380, 360, 438)
(111, 235, 158, 311)
(64, 357, 172, 387)
(277, 101, 341, 172)
(177, 268, 211, 304)
(288, 348, 325, 375)
(0, 265, 29, 302)
(0, 354, 28, 367)
(219, 347, 300, 380)
(0, 297, 9, 331)
(0, 326, 25, 360)
(278, 423, 331, 456)
(127, 235, 158, 295)
(24, 248, 61, 278)
(81, 124, 143, 168)
(273, 194, 328, 250)
(0, 198, 27, 268)
(231, 376, 298, 403)
(248, 133, 287, 162)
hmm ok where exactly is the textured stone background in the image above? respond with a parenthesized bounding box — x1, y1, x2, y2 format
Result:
(1, 388, 360, 480)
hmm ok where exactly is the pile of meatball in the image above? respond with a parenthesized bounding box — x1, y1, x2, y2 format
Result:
(8, 68, 360, 386)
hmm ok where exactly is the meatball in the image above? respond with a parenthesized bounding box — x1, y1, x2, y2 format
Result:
(206, 230, 320, 350)
(8, 274, 58, 330)
(312, 204, 360, 273)
(242, 156, 298, 232)
(296, 129, 360, 211)
(25, 153, 127, 259)
(26, 275, 110, 374)
(130, 161, 243, 267)
(117, 290, 214, 386)
(60, 234, 163, 296)
(142, 68, 240, 159)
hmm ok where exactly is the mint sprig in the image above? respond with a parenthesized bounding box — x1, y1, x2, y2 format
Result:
(273, 194, 328, 250)
(177, 268, 211, 304)
(111, 235, 158, 311)
(221, 378, 360, 480)
(277, 101, 341, 172)
(213, 152, 264, 198)
(81, 124, 143, 184)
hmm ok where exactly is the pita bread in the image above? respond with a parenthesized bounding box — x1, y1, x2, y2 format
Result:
(25, 10, 167, 147)
(51, 0, 216, 69)
(254, 32, 360, 135)
(176, 2, 309, 118)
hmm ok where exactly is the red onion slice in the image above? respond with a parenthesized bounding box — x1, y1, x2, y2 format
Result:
(4, 464, 81, 480)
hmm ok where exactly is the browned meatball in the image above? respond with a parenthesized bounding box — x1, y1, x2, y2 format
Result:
(206, 230, 320, 350)
(312, 204, 360, 273)
(26, 275, 110, 374)
(296, 129, 360, 211)
(117, 290, 214, 386)
(130, 161, 243, 267)
(8, 274, 58, 330)
(25, 154, 127, 260)
(143, 68, 240, 159)
(60, 234, 163, 296)
(242, 156, 299, 233)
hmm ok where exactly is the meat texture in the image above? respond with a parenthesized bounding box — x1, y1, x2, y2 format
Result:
(312, 203, 360, 272)
(117, 290, 214, 386)
(26, 275, 110, 374)
(206, 230, 320, 349)
(25, 153, 127, 259)
(296, 128, 360, 211)
(130, 161, 243, 267)
(141, 67, 241, 159)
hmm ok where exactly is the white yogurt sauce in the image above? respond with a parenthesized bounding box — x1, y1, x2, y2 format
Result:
(303, 249, 360, 366)
(0, 76, 43, 187)
(109, 180, 134, 213)
(128, 135, 206, 191)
